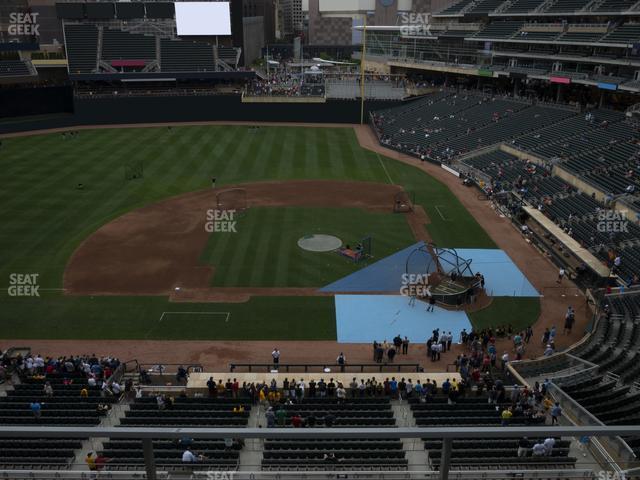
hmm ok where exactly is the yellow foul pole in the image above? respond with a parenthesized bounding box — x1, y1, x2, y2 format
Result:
(360, 17, 367, 125)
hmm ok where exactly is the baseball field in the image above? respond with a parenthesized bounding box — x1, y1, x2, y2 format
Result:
(0, 125, 539, 340)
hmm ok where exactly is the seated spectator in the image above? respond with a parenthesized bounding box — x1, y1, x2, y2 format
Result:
(291, 413, 304, 428)
(265, 406, 275, 428)
(324, 412, 336, 427)
(176, 365, 188, 384)
(86, 451, 111, 471)
(531, 442, 546, 456)
(30, 400, 42, 419)
(323, 452, 339, 463)
(518, 437, 529, 457)
(182, 448, 202, 463)
(544, 436, 556, 456)
(43, 381, 53, 398)
(177, 436, 193, 448)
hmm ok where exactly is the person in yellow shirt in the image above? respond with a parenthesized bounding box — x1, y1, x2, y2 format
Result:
(233, 405, 245, 414)
(85, 452, 96, 471)
(501, 407, 513, 426)
(80, 387, 88, 398)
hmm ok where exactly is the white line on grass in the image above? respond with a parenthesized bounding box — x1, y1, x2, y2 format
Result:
(144, 311, 231, 339)
(434, 205, 451, 222)
(159, 311, 231, 323)
(376, 153, 394, 185)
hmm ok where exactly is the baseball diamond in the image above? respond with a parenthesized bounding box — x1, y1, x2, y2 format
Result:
(0, 1, 638, 477)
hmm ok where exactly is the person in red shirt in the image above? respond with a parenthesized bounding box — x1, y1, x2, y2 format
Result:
(232, 379, 239, 399)
(291, 414, 303, 428)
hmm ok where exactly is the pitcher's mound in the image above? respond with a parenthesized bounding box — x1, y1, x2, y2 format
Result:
(298, 234, 342, 252)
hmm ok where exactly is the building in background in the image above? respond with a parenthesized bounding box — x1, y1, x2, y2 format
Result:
(281, 0, 304, 37)
(234, 0, 276, 64)
(304, 0, 452, 46)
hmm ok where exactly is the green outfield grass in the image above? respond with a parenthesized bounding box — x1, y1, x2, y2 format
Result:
(0, 125, 514, 340)
(200, 207, 415, 287)
(1, 294, 336, 340)
(468, 297, 541, 333)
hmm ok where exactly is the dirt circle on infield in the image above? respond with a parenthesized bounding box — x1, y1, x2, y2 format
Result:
(297, 234, 342, 252)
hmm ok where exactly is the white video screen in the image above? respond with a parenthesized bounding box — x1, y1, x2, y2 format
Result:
(175, 2, 231, 36)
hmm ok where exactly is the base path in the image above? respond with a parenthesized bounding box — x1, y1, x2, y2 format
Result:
(63, 179, 424, 297)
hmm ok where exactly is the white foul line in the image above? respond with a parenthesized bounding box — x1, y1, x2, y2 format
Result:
(435, 205, 450, 221)
(145, 311, 231, 339)
(159, 311, 231, 323)
(376, 153, 394, 185)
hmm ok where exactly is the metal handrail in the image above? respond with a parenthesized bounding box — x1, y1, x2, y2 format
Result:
(229, 363, 422, 373)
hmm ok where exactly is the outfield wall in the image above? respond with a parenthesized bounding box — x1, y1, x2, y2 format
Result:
(0, 86, 74, 120)
(0, 90, 402, 134)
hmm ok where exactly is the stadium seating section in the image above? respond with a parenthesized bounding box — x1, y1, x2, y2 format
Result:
(101, 439, 241, 471)
(373, 91, 640, 285)
(0, 370, 110, 468)
(120, 396, 251, 427)
(62, 24, 243, 74)
(64, 24, 99, 74)
(0, 60, 34, 78)
(102, 29, 156, 62)
(517, 292, 640, 454)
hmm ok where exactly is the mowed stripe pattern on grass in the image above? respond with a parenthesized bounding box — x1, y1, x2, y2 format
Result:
(0, 125, 497, 340)
(199, 207, 416, 287)
(0, 126, 397, 289)
(0, 294, 337, 340)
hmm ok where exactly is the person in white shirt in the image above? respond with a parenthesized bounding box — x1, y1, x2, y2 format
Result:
(501, 352, 509, 370)
(111, 382, 121, 395)
(87, 376, 97, 387)
(405, 380, 413, 397)
(532, 442, 546, 456)
(543, 437, 555, 456)
(182, 449, 198, 463)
